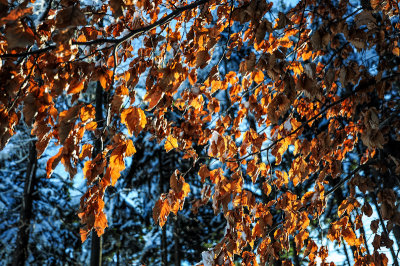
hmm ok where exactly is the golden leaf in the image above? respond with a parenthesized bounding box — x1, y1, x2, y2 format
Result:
(165, 135, 178, 152)
(253, 70, 264, 83)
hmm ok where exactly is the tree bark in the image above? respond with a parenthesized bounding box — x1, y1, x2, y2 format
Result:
(12, 140, 38, 266)
(90, 81, 104, 266)
(174, 216, 180, 266)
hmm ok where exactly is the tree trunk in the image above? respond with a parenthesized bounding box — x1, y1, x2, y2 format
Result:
(291, 238, 301, 266)
(90, 81, 104, 266)
(13, 140, 38, 266)
(159, 151, 168, 266)
(174, 216, 180, 266)
(161, 226, 168, 266)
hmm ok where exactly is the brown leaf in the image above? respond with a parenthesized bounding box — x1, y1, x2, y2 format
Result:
(362, 202, 373, 217)
(153, 197, 171, 227)
(110, 0, 124, 18)
(198, 164, 210, 183)
(370, 219, 379, 234)
(5, 21, 35, 49)
(196, 50, 211, 69)
(79, 144, 93, 160)
(277, 12, 292, 29)
(55, 6, 87, 29)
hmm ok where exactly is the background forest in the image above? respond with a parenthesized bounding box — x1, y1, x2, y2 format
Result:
(0, 0, 400, 265)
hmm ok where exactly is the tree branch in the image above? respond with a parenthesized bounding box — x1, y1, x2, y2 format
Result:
(0, 0, 211, 59)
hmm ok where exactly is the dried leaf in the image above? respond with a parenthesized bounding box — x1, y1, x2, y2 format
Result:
(56, 6, 87, 29)
(121, 107, 147, 136)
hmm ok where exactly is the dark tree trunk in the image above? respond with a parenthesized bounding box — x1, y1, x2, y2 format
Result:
(13, 140, 38, 266)
(159, 151, 168, 266)
(161, 226, 168, 266)
(91, 81, 104, 266)
(174, 216, 180, 266)
(291, 238, 301, 266)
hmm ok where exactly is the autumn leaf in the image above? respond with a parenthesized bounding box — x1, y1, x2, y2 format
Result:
(121, 107, 147, 136)
(80, 228, 89, 243)
(393, 47, 400, 56)
(5, 21, 35, 49)
(94, 211, 108, 236)
(68, 80, 85, 94)
(253, 70, 264, 83)
(196, 50, 211, 69)
(198, 164, 210, 183)
(109, 0, 124, 18)
(1, 7, 33, 26)
(58, 105, 80, 144)
(165, 135, 178, 152)
(144, 89, 164, 110)
(79, 144, 93, 160)
(342, 227, 357, 246)
(55, 6, 87, 29)
(153, 197, 171, 227)
(80, 105, 95, 122)
(46, 148, 63, 178)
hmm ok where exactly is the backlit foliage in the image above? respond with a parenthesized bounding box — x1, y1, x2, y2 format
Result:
(1, 0, 400, 265)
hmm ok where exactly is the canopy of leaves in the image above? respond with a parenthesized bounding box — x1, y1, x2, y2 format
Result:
(1, 0, 400, 265)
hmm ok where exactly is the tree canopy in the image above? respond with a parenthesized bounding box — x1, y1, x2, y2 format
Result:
(1, 0, 400, 265)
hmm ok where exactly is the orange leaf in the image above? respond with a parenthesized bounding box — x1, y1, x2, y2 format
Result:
(342, 227, 357, 246)
(1, 7, 33, 25)
(263, 182, 272, 196)
(99, 74, 107, 89)
(153, 197, 171, 227)
(80, 228, 89, 243)
(226, 71, 238, 84)
(181, 182, 190, 198)
(46, 148, 63, 178)
(393, 47, 400, 56)
(85, 121, 97, 130)
(109, 151, 125, 186)
(68, 80, 85, 94)
(125, 139, 136, 157)
(80, 104, 95, 122)
(121, 107, 147, 136)
(253, 70, 264, 83)
(94, 211, 108, 236)
(144, 89, 164, 110)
